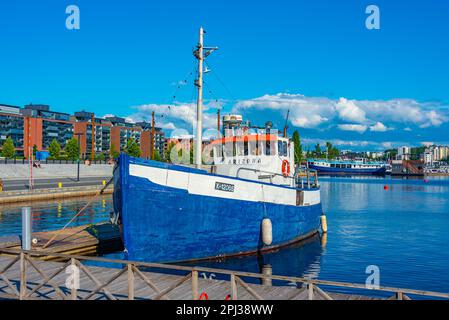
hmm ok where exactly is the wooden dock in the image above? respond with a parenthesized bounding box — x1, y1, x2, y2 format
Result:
(1, 248, 449, 300)
(0, 223, 122, 259)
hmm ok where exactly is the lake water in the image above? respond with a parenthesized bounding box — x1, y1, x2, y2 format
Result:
(1, 176, 448, 297)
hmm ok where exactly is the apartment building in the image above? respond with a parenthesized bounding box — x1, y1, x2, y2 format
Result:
(1, 103, 167, 159)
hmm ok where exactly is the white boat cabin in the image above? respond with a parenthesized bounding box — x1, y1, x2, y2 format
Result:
(209, 132, 296, 187)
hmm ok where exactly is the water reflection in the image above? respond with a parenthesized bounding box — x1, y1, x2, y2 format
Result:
(0, 196, 113, 236)
(179, 233, 324, 286)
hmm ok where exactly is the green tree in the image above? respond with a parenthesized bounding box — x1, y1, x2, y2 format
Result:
(314, 143, 322, 158)
(1, 137, 15, 158)
(331, 147, 340, 159)
(324, 142, 340, 159)
(292, 130, 303, 165)
(33, 144, 37, 157)
(110, 143, 120, 159)
(96, 153, 106, 161)
(165, 141, 176, 162)
(49, 138, 61, 159)
(125, 138, 141, 158)
(65, 137, 80, 160)
(153, 149, 162, 162)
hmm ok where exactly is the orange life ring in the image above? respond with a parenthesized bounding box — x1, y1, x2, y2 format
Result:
(282, 160, 290, 177)
(199, 292, 209, 300)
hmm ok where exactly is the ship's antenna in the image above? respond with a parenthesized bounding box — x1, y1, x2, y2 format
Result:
(283, 109, 290, 138)
(193, 27, 218, 168)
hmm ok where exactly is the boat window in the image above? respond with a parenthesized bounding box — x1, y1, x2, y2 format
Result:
(235, 140, 245, 156)
(278, 141, 288, 157)
(243, 139, 249, 156)
(223, 142, 233, 157)
(265, 139, 272, 156)
(336, 164, 341, 168)
(214, 145, 223, 158)
(331, 164, 335, 168)
(250, 139, 262, 156)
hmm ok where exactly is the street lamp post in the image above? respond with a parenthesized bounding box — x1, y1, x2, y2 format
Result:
(74, 133, 84, 182)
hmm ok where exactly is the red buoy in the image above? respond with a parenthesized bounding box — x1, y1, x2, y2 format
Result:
(384, 185, 389, 191)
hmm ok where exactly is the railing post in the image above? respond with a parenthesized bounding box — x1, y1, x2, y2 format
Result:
(19, 252, 27, 300)
(71, 258, 78, 300)
(307, 283, 314, 300)
(307, 171, 310, 189)
(192, 270, 198, 300)
(21, 207, 32, 250)
(230, 274, 238, 300)
(128, 264, 135, 300)
(397, 292, 403, 300)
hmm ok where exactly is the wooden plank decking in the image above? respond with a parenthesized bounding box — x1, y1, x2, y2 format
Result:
(0, 223, 122, 259)
(2, 249, 448, 301)
(0, 254, 375, 300)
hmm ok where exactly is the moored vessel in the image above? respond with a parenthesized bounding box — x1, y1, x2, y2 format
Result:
(307, 158, 387, 175)
(112, 28, 323, 263)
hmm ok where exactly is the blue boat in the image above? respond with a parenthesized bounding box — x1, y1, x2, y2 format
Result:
(307, 158, 387, 175)
(112, 28, 324, 263)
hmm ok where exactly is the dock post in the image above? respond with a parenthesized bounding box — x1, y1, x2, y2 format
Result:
(71, 258, 78, 300)
(127, 264, 135, 300)
(21, 207, 32, 251)
(230, 274, 238, 300)
(307, 283, 314, 300)
(192, 270, 199, 300)
(19, 252, 27, 300)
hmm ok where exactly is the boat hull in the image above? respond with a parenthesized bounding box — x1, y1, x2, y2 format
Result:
(114, 155, 323, 263)
(309, 164, 387, 175)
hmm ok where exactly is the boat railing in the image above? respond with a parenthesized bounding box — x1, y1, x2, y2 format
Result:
(235, 167, 319, 189)
(296, 168, 319, 189)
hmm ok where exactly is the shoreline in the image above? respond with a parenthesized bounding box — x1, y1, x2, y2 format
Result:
(0, 185, 113, 205)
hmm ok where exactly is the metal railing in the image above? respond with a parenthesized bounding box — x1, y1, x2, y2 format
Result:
(0, 158, 113, 165)
(235, 167, 319, 189)
(1, 248, 448, 300)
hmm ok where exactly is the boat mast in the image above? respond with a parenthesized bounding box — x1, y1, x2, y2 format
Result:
(195, 27, 204, 168)
(193, 27, 217, 168)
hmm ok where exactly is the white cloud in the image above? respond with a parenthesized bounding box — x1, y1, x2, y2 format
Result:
(233, 93, 449, 131)
(369, 122, 390, 132)
(336, 97, 366, 123)
(421, 141, 434, 147)
(112, 93, 448, 147)
(338, 124, 368, 133)
(234, 93, 333, 128)
(126, 101, 220, 132)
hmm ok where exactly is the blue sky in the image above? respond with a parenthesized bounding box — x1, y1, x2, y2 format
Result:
(0, 0, 448, 150)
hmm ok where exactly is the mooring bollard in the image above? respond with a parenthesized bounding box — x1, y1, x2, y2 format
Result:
(22, 207, 32, 250)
